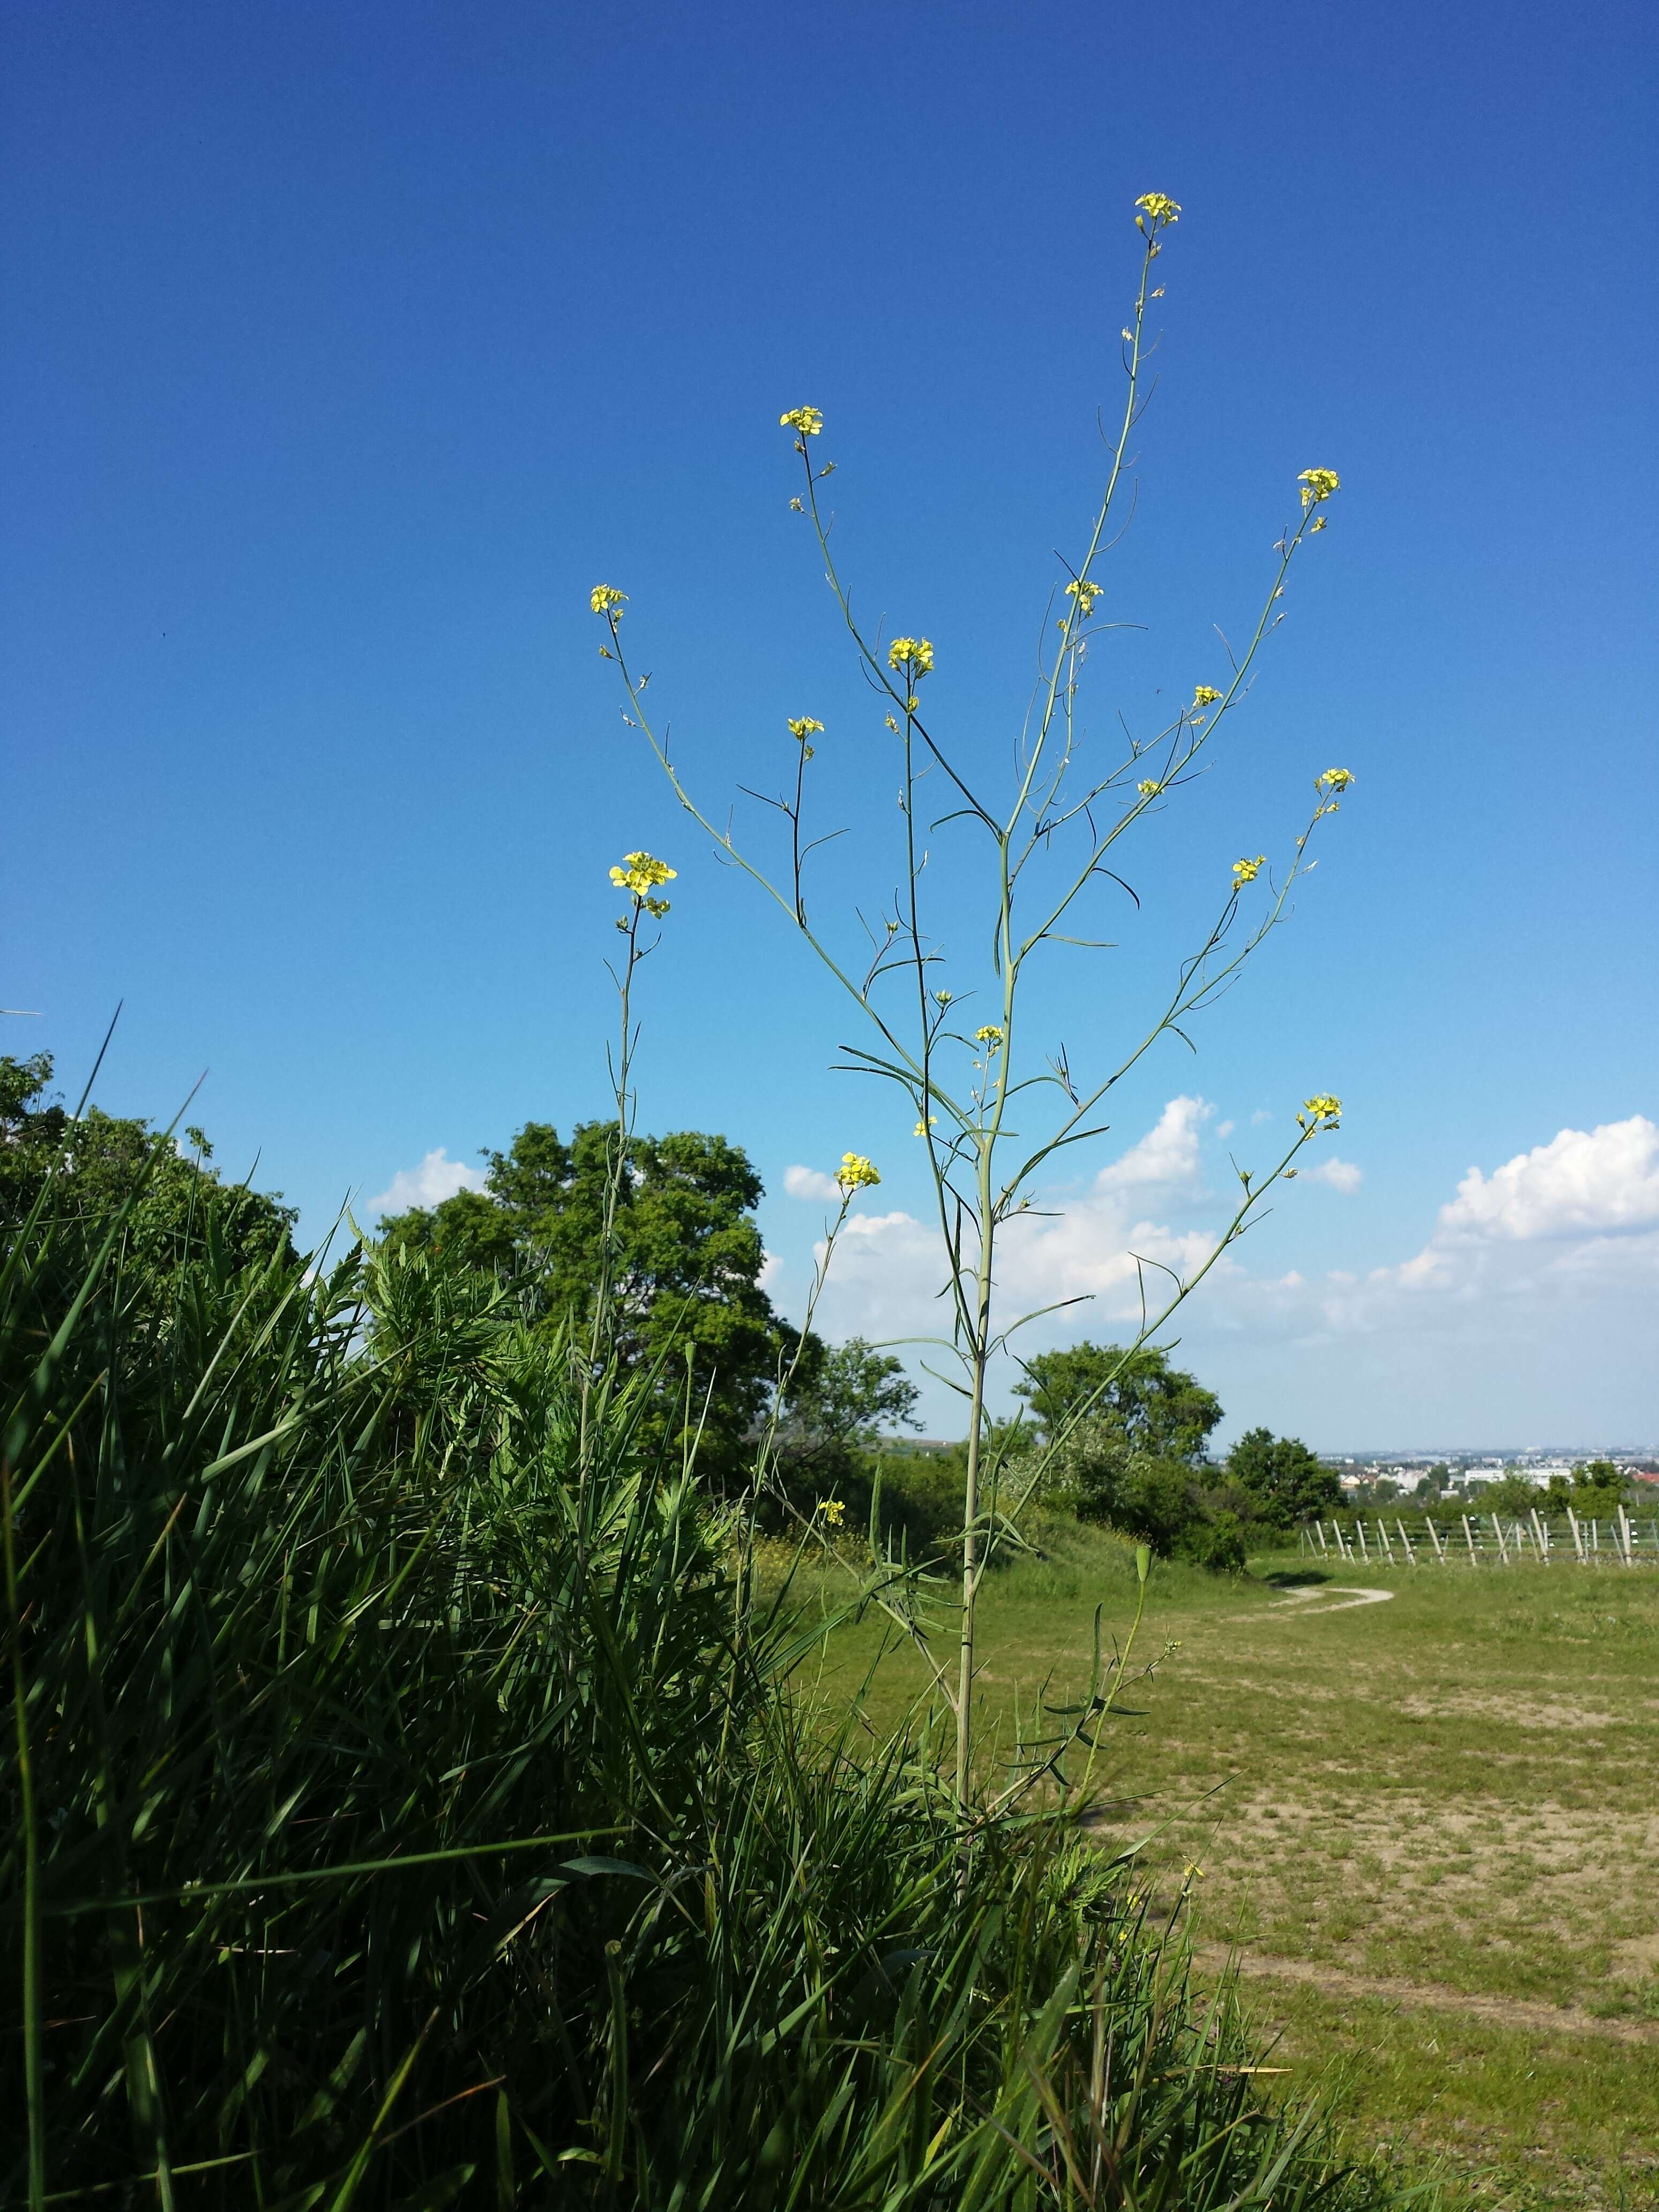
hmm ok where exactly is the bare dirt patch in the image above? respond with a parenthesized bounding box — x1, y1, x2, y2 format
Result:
(1195, 1944, 1659, 2046)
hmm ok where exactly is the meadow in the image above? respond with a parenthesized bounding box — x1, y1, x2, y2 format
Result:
(799, 1523, 1659, 2209)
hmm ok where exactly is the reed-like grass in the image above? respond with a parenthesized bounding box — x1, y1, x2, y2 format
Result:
(1, 1168, 1428, 2207)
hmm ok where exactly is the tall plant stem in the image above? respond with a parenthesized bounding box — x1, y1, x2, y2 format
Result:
(954, 1245, 995, 1833)
(579, 909, 645, 1483)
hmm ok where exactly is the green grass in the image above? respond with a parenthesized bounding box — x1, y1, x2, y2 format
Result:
(793, 1521, 1659, 2207)
(2, 1185, 1422, 2210)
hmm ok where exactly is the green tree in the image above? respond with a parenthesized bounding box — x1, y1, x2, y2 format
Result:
(1225, 1427, 1341, 1529)
(1013, 1341, 1223, 1464)
(379, 1117, 789, 1484)
(1563, 1460, 1625, 1515)
(0, 1052, 296, 1276)
(778, 1336, 921, 1474)
(1484, 1470, 1545, 1517)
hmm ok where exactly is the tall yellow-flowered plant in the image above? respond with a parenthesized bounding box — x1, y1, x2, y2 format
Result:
(592, 191, 1355, 1825)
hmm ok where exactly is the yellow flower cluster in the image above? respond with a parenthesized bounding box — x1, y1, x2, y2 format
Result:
(590, 584, 626, 616)
(609, 850, 677, 917)
(1318, 767, 1355, 791)
(974, 1024, 1004, 1053)
(1192, 685, 1223, 707)
(887, 637, 934, 681)
(1135, 192, 1182, 228)
(914, 1115, 937, 1137)
(1231, 855, 1266, 887)
(1137, 779, 1162, 797)
(1065, 578, 1103, 614)
(787, 716, 825, 739)
(780, 405, 823, 437)
(1300, 1095, 1342, 1129)
(1298, 468, 1340, 509)
(818, 1497, 846, 1526)
(836, 1152, 881, 1191)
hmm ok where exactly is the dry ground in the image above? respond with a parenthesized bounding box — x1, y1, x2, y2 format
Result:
(801, 1526, 1659, 2209)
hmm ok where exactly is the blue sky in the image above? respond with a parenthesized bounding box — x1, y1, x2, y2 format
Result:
(6, 0, 1656, 1446)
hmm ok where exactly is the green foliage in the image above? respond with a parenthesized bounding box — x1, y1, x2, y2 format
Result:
(380, 1117, 788, 1485)
(1014, 1341, 1223, 1465)
(0, 1101, 1418, 2209)
(1485, 1471, 1549, 1516)
(1020, 1344, 1253, 1568)
(776, 1334, 922, 1474)
(1226, 1426, 1342, 1529)
(0, 1050, 296, 1273)
(1542, 1460, 1626, 1517)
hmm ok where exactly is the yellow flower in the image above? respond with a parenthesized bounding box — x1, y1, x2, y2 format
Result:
(1298, 467, 1340, 509)
(590, 584, 626, 617)
(934, 988, 953, 1005)
(1300, 1094, 1342, 1129)
(914, 1116, 937, 1136)
(1192, 685, 1223, 707)
(885, 714, 899, 732)
(789, 496, 804, 512)
(609, 850, 678, 903)
(780, 405, 823, 436)
(1317, 767, 1355, 792)
(818, 1497, 846, 1526)
(887, 637, 934, 679)
(1310, 515, 1328, 532)
(1134, 191, 1182, 228)
(836, 1152, 881, 1191)
(1065, 578, 1103, 614)
(1137, 779, 1162, 797)
(788, 716, 825, 741)
(974, 1024, 1004, 1053)
(1231, 855, 1266, 887)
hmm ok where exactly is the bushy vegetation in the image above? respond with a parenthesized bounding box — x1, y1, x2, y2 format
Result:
(0, 1070, 1423, 2208)
(1007, 1342, 1337, 1571)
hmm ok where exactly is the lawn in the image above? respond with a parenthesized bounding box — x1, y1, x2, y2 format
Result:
(794, 1521, 1659, 2209)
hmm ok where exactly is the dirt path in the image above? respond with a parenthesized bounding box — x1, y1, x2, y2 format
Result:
(1195, 1944, 1659, 2046)
(1264, 1584, 1396, 1617)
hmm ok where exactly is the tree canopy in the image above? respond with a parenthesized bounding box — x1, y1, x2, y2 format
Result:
(378, 1117, 795, 1484)
(0, 1052, 297, 1277)
(776, 1336, 921, 1475)
(1224, 1427, 1341, 1529)
(1012, 1341, 1223, 1464)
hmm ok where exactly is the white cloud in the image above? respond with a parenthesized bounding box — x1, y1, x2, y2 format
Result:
(1434, 1117, 1659, 1243)
(783, 1163, 845, 1203)
(1093, 1094, 1211, 1195)
(795, 1101, 1222, 1361)
(368, 1148, 487, 1217)
(774, 1102, 1659, 1444)
(1304, 1155, 1363, 1193)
